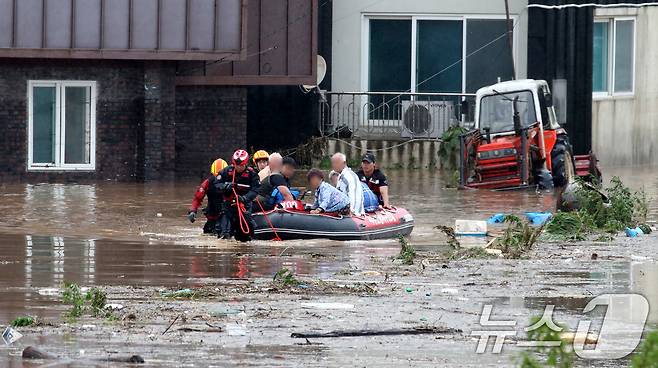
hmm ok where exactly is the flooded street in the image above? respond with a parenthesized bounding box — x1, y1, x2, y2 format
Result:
(1, 167, 657, 366)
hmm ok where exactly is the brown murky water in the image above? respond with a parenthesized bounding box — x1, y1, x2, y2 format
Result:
(0, 167, 656, 366)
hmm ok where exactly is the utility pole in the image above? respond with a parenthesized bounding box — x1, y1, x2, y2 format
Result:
(504, 0, 517, 80)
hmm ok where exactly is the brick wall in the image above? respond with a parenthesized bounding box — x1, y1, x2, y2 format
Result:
(0, 59, 144, 181)
(0, 59, 248, 182)
(175, 86, 247, 180)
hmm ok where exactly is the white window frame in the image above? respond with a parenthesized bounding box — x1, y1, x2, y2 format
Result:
(592, 17, 635, 99)
(27, 80, 96, 171)
(361, 13, 519, 94)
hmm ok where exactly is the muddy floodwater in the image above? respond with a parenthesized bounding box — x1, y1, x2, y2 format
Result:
(0, 166, 657, 367)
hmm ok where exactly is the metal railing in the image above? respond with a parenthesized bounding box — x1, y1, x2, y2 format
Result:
(318, 91, 476, 139)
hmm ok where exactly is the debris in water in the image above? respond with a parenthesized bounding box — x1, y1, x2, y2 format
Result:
(487, 214, 507, 224)
(2, 326, 23, 345)
(290, 326, 459, 338)
(162, 289, 195, 298)
(209, 307, 241, 317)
(301, 302, 354, 310)
(454, 220, 487, 236)
(226, 323, 248, 336)
(525, 212, 553, 226)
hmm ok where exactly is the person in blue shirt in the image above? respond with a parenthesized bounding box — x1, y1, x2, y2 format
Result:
(307, 169, 350, 215)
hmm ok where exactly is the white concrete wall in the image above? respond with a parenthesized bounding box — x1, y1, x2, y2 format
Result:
(331, 0, 529, 92)
(592, 7, 658, 166)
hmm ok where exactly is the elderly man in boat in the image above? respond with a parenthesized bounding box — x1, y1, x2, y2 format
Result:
(330, 153, 365, 215)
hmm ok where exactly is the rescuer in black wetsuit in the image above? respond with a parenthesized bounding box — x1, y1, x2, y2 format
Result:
(214, 149, 260, 241)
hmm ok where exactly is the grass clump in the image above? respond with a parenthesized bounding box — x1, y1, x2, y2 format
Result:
(273, 268, 301, 287)
(397, 235, 416, 265)
(11, 316, 34, 327)
(549, 176, 650, 239)
(545, 211, 593, 241)
(493, 215, 543, 259)
(519, 315, 574, 368)
(632, 329, 658, 367)
(62, 282, 113, 321)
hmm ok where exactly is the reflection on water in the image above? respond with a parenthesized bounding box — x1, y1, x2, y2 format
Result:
(0, 233, 404, 322)
(0, 168, 656, 324)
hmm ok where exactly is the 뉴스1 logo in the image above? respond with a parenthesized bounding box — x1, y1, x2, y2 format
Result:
(471, 293, 649, 359)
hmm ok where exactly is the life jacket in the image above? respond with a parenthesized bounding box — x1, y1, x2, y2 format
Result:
(220, 166, 258, 200)
(257, 173, 298, 207)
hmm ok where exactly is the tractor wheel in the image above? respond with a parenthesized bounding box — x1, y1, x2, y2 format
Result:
(551, 139, 575, 187)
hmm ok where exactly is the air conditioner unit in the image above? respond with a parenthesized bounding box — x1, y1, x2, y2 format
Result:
(400, 100, 454, 139)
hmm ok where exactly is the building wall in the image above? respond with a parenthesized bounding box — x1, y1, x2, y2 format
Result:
(331, 0, 529, 92)
(0, 59, 145, 181)
(592, 7, 658, 166)
(0, 59, 248, 182)
(175, 86, 247, 180)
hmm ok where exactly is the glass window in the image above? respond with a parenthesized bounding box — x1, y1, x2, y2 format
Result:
(592, 21, 609, 93)
(369, 19, 411, 92)
(614, 19, 634, 93)
(32, 86, 57, 164)
(29, 81, 96, 170)
(479, 90, 537, 134)
(592, 17, 634, 96)
(416, 20, 463, 93)
(64, 86, 92, 164)
(367, 17, 516, 96)
(465, 19, 514, 93)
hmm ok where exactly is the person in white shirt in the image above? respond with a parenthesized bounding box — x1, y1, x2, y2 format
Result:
(331, 152, 364, 216)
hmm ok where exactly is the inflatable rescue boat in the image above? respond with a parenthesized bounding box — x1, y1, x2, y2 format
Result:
(252, 200, 414, 241)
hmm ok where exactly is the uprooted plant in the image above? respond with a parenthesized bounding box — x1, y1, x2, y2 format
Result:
(492, 215, 544, 259)
(548, 176, 650, 240)
(397, 235, 416, 265)
(273, 268, 301, 287)
(62, 282, 114, 321)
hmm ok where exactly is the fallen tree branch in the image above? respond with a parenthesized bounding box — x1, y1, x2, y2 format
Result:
(22, 346, 144, 363)
(291, 326, 459, 338)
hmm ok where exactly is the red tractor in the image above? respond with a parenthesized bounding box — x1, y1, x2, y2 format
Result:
(459, 79, 601, 190)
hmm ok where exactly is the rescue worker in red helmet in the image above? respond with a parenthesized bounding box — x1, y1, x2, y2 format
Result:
(213, 149, 260, 241)
(187, 158, 228, 234)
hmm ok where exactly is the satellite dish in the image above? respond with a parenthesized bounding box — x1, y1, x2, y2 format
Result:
(302, 55, 327, 92)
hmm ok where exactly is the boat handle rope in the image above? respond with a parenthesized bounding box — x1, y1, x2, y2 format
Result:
(255, 198, 282, 241)
(231, 169, 252, 237)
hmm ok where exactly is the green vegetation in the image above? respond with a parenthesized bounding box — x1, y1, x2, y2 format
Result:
(397, 235, 416, 265)
(62, 282, 85, 319)
(519, 315, 574, 368)
(62, 282, 113, 321)
(11, 316, 34, 327)
(493, 215, 543, 259)
(438, 125, 467, 171)
(545, 211, 593, 241)
(548, 176, 650, 240)
(632, 330, 658, 368)
(273, 268, 301, 286)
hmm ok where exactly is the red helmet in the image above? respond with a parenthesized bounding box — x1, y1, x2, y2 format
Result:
(232, 149, 249, 166)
